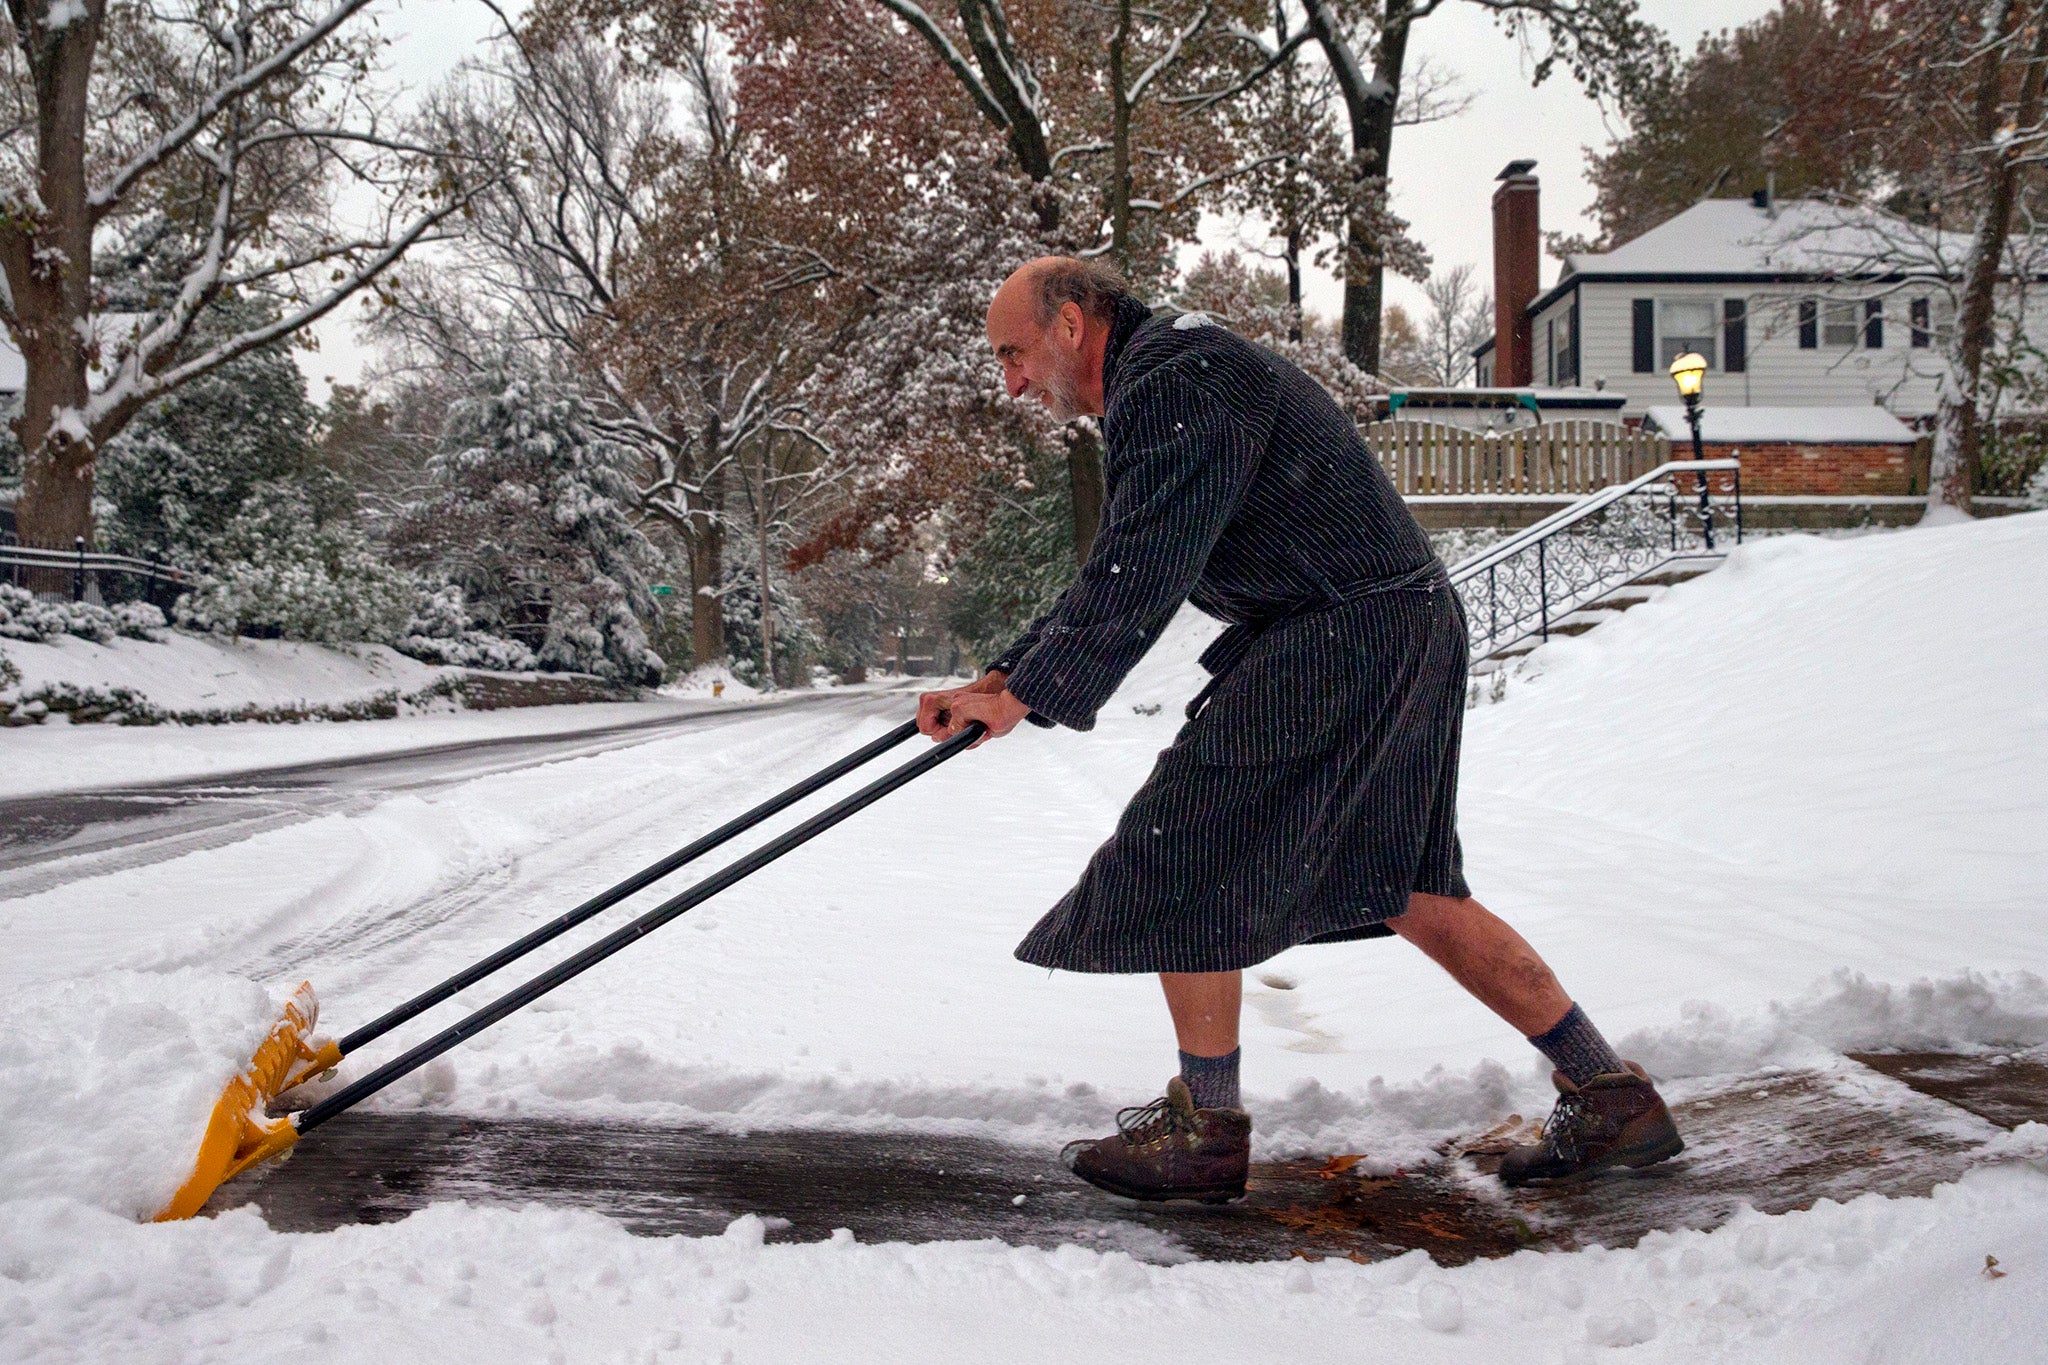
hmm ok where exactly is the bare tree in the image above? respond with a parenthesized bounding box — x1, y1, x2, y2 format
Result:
(1419, 262, 1490, 385)
(1915, 0, 2048, 512)
(0, 0, 470, 557)
(1296, 0, 1667, 374)
(378, 18, 850, 665)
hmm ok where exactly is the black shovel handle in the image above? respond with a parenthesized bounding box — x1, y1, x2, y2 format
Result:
(337, 719, 922, 1055)
(297, 721, 984, 1134)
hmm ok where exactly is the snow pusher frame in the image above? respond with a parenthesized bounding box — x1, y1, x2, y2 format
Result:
(156, 717, 982, 1221)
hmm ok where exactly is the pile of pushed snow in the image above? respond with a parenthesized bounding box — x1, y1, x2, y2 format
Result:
(0, 971, 287, 1219)
(2, 1164, 2045, 1361)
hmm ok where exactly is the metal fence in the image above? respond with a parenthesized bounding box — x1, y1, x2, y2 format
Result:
(1, 536, 189, 609)
(1364, 419, 1672, 496)
(1448, 459, 1742, 661)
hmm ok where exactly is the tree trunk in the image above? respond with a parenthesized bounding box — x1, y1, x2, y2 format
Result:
(1109, 0, 1134, 271)
(1929, 0, 2048, 514)
(1068, 430, 1106, 562)
(1313, 0, 1411, 376)
(757, 481, 776, 689)
(688, 454, 727, 665)
(1285, 229, 1304, 342)
(6, 1, 105, 583)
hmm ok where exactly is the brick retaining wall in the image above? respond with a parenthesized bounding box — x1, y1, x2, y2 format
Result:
(1677, 439, 1930, 495)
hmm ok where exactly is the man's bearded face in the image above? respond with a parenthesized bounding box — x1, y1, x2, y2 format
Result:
(1024, 329, 1086, 421)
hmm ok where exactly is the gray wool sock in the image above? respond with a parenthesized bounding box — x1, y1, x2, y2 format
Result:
(1178, 1048, 1241, 1111)
(1528, 1004, 1626, 1087)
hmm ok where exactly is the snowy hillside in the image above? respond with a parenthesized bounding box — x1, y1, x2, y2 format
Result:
(2, 628, 458, 718)
(2, 514, 2045, 1360)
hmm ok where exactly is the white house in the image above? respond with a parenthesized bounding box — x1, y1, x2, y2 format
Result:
(1471, 166, 2048, 422)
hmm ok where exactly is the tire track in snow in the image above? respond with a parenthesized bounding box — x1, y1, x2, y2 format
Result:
(222, 697, 918, 1003)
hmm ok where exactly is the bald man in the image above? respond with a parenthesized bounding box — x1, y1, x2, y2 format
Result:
(918, 258, 1682, 1203)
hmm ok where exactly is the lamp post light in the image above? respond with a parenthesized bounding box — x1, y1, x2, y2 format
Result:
(1668, 351, 1714, 551)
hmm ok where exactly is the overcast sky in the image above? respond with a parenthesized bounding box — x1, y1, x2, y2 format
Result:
(303, 0, 1781, 396)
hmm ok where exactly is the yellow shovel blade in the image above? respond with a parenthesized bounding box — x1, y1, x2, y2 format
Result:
(154, 982, 336, 1222)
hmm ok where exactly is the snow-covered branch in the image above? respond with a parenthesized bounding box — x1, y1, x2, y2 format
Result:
(871, 0, 1014, 132)
(87, 0, 380, 216)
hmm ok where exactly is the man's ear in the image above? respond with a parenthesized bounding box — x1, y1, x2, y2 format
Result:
(1056, 300, 1086, 350)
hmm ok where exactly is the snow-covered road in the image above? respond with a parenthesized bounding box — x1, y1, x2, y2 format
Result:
(3, 514, 2046, 1361)
(0, 686, 917, 900)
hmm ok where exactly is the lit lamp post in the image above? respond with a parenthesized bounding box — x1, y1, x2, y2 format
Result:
(1668, 351, 1714, 551)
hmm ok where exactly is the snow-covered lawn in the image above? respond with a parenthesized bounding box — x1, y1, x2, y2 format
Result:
(3, 513, 2046, 1360)
(2, 628, 459, 715)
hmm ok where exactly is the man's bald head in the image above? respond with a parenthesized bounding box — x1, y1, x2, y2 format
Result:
(986, 257, 1133, 420)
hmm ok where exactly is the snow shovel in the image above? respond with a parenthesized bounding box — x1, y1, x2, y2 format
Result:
(155, 716, 979, 1221)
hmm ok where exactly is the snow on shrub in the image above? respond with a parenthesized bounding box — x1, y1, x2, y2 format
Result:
(2027, 462, 2048, 510)
(0, 584, 128, 644)
(111, 601, 167, 640)
(391, 373, 664, 685)
(394, 585, 538, 671)
(173, 483, 414, 644)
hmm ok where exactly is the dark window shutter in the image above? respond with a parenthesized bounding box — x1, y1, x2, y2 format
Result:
(1632, 298, 1655, 372)
(1865, 298, 1884, 349)
(1910, 297, 1931, 348)
(1799, 299, 1818, 349)
(1723, 298, 1747, 373)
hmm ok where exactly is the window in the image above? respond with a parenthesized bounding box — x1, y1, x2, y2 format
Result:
(1723, 298, 1747, 373)
(1547, 305, 1577, 385)
(1821, 299, 1860, 348)
(1864, 299, 1884, 349)
(1910, 297, 1931, 348)
(1657, 298, 1717, 370)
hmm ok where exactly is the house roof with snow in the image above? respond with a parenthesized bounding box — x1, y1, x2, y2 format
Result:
(1641, 405, 1919, 445)
(1521, 197, 1980, 321)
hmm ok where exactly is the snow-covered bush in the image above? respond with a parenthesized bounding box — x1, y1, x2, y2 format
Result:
(1429, 527, 1507, 570)
(391, 373, 663, 686)
(721, 559, 822, 688)
(97, 322, 335, 567)
(0, 584, 122, 643)
(394, 585, 538, 671)
(111, 602, 167, 640)
(2026, 462, 2048, 510)
(174, 483, 415, 643)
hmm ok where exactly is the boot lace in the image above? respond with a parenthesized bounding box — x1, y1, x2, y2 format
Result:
(1540, 1090, 1592, 1164)
(1115, 1095, 1189, 1148)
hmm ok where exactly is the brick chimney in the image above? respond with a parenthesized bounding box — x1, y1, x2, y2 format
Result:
(1491, 160, 1540, 387)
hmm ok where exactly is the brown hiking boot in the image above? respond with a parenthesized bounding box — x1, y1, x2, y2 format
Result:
(1061, 1077, 1251, 1203)
(1499, 1061, 1685, 1187)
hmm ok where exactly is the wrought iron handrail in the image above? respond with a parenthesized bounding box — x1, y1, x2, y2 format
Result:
(1447, 458, 1742, 661)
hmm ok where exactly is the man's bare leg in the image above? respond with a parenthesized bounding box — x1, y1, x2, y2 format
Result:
(1389, 891, 1684, 1183)
(1386, 891, 1572, 1036)
(1160, 971, 1241, 1054)
(1160, 970, 1243, 1109)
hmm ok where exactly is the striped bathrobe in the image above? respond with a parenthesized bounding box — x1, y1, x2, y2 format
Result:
(991, 295, 1471, 974)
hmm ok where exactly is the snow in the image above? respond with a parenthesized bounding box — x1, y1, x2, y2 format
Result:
(1641, 404, 1919, 445)
(1, 1166, 2043, 1362)
(0, 695, 743, 799)
(1562, 198, 1968, 280)
(3, 629, 457, 717)
(1, 512, 2045, 1356)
